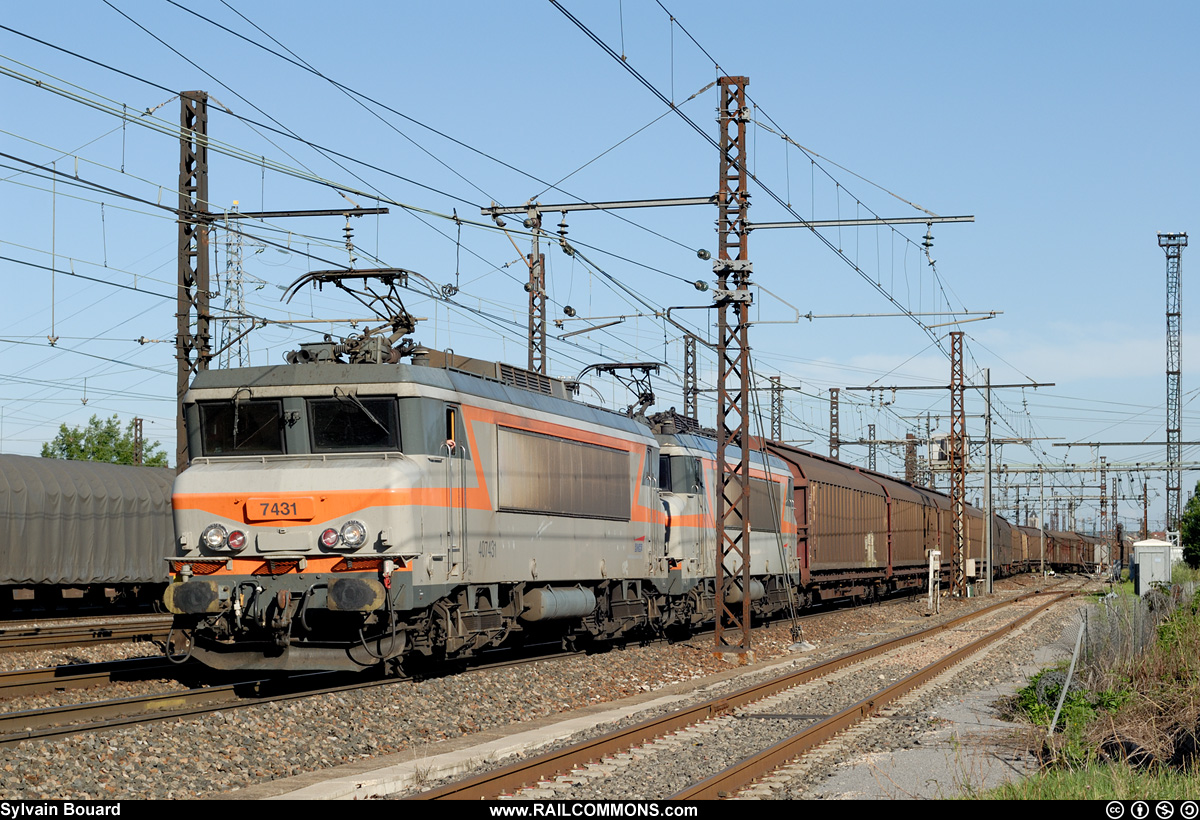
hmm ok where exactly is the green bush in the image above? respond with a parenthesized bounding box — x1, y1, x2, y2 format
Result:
(1011, 667, 1130, 730)
(1171, 564, 1200, 585)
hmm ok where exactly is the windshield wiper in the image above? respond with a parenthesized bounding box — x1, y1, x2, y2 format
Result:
(333, 387, 390, 437)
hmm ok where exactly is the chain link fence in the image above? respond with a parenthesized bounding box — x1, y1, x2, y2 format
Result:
(1027, 583, 1196, 714)
(1078, 584, 1195, 682)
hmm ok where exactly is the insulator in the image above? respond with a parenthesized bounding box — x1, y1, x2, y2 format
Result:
(523, 281, 532, 293)
(697, 248, 711, 260)
(523, 218, 535, 229)
(563, 306, 577, 317)
(694, 280, 709, 292)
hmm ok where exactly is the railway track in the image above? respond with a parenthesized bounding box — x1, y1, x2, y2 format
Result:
(0, 656, 183, 698)
(0, 635, 676, 747)
(0, 575, 1086, 800)
(405, 585, 1082, 800)
(0, 615, 172, 653)
(0, 580, 1081, 776)
(0, 669, 364, 745)
(0, 595, 875, 749)
(675, 592, 1067, 799)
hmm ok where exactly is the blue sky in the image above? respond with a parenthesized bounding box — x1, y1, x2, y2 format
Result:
(1, 1, 1197, 532)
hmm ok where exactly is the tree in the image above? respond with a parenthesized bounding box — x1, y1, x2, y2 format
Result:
(1179, 480, 1200, 569)
(41, 414, 169, 467)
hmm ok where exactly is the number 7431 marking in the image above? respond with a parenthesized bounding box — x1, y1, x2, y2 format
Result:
(244, 497, 315, 522)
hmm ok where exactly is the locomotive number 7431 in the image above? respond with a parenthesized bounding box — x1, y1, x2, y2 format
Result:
(245, 497, 315, 522)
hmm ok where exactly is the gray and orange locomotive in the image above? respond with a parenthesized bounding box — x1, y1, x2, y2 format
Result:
(165, 341, 797, 672)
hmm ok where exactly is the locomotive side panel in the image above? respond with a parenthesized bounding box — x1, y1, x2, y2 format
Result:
(484, 419, 657, 583)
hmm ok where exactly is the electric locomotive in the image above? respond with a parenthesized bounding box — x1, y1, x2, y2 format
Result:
(164, 331, 797, 671)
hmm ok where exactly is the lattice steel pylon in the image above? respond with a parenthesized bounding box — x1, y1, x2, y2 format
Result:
(770, 376, 782, 441)
(904, 433, 917, 483)
(1160, 232, 1187, 528)
(218, 203, 248, 369)
(868, 423, 877, 471)
(713, 76, 753, 659)
(949, 331, 967, 596)
(829, 388, 840, 460)
(528, 244, 547, 375)
(176, 91, 211, 473)
(1112, 477, 1118, 557)
(684, 334, 698, 420)
(1143, 481, 1149, 540)
(1100, 456, 1108, 546)
(926, 413, 936, 489)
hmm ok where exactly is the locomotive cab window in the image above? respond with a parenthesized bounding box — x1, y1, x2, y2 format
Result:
(308, 396, 399, 452)
(443, 404, 469, 457)
(198, 399, 285, 456)
(660, 455, 703, 494)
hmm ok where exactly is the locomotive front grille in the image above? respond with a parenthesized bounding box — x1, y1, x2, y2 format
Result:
(332, 557, 384, 572)
(171, 560, 226, 576)
(252, 559, 303, 576)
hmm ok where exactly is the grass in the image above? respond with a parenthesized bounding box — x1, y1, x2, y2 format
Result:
(984, 764, 1200, 800)
(1090, 579, 1134, 600)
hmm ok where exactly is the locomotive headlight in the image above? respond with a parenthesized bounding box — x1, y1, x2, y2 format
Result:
(319, 528, 341, 548)
(201, 523, 228, 550)
(340, 520, 368, 549)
